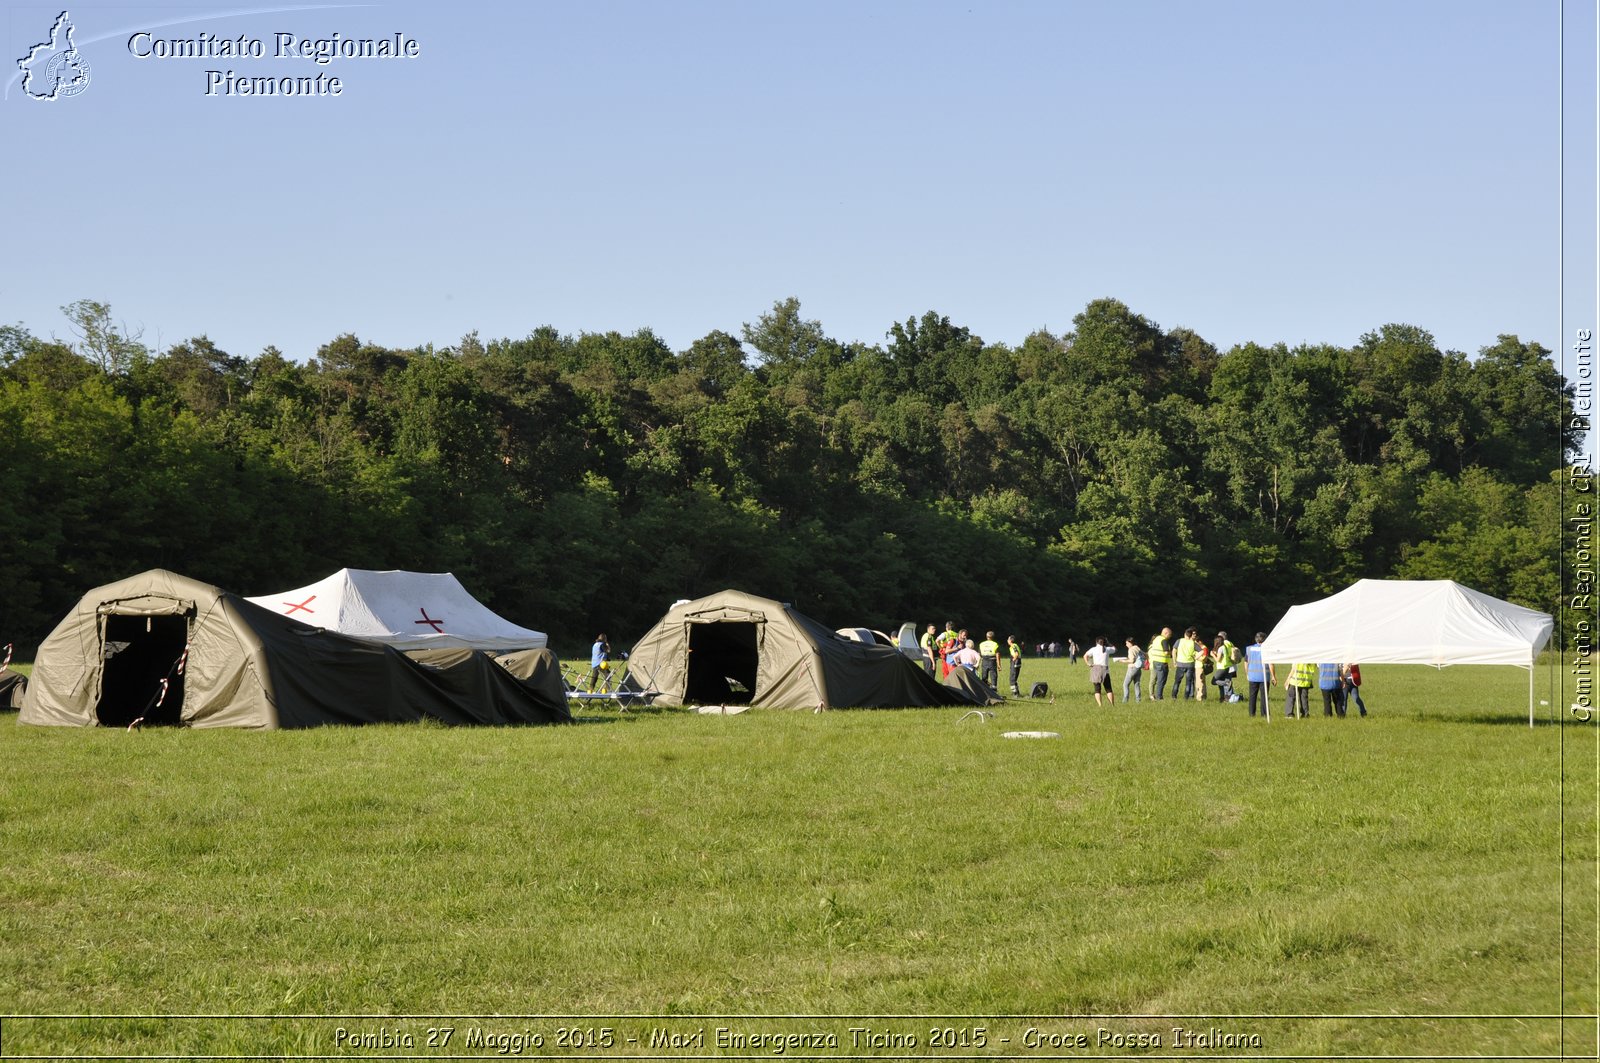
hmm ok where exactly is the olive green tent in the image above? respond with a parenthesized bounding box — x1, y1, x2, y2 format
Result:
(625, 590, 972, 710)
(407, 645, 569, 719)
(19, 569, 570, 729)
(942, 665, 1003, 706)
(0, 671, 24, 709)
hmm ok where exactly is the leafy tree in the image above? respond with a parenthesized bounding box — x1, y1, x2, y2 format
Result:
(60, 299, 146, 376)
(140, 336, 248, 417)
(0, 295, 1581, 655)
(1463, 335, 1583, 482)
(676, 329, 750, 398)
(743, 297, 828, 370)
(1062, 298, 1173, 388)
(391, 352, 498, 483)
(1396, 468, 1559, 617)
(886, 311, 983, 397)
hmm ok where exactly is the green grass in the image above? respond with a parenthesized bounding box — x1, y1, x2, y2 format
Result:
(0, 659, 1593, 1057)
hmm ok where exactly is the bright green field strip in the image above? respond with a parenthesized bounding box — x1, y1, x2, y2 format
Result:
(0, 662, 1594, 1057)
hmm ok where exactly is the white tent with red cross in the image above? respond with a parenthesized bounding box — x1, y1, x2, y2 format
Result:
(245, 569, 547, 652)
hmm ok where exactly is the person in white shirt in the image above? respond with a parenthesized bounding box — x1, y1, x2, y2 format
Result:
(1083, 636, 1116, 706)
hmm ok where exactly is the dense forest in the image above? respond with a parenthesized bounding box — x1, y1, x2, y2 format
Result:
(0, 297, 1585, 656)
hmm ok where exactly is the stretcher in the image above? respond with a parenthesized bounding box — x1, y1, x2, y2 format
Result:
(561, 658, 660, 711)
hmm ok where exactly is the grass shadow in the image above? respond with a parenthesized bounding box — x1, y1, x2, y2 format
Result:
(1409, 711, 1586, 727)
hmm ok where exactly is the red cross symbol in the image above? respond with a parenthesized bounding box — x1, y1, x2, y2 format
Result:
(283, 595, 317, 615)
(415, 608, 445, 633)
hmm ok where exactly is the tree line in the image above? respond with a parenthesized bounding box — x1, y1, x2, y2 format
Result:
(0, 297, 1585, 656)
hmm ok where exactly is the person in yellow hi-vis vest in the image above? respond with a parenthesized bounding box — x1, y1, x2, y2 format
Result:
(1284, 661, 1315, 718)
(978, 631, 1001, 689)
(1211, 632, 1240, 701)
(935, 622, 960, 678)
(1147, 627, 1173, 700)
(1007, 635, 1023, 697)
(919, 624, 938, 675)
(1172, 627, 1199, 700)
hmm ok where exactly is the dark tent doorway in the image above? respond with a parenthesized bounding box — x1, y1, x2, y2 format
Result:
(96, 614, 187, 727)
(684, 621, 759, 704)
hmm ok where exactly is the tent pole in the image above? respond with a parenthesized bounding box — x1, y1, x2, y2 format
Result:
(1528, 666, 1534, 729)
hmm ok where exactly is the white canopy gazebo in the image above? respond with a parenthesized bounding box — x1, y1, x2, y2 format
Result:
(1259, 579, 1554, 726)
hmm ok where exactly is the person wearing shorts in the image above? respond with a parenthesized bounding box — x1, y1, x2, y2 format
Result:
(1083, 637, 1116, 706)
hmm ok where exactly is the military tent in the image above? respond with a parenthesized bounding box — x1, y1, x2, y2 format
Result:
(20, 570, 570, 729)
(245, 568, 547, 651)
(1, 670, 25, 709)
(408, 645, 569, 719)
(625, 590, 973, 710)
(942, 666, 1003, 706)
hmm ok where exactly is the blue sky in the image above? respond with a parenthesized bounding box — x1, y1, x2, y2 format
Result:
(3, 0, 1594, 371)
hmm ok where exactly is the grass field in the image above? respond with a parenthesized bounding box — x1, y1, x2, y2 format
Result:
(0, 657, 1594, 1058)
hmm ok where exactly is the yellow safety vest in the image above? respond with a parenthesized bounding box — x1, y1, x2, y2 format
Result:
(1175, 637, 1197, 664)
(1291, 662, 1317, 688)
(1147, 636, 1170, 664)
(979, 639, 1000, 658)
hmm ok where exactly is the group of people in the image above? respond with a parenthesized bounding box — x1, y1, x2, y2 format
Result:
(1274, 659, 1368, 719)
(589, 624, 1366, 717)
(922, 623, 1370, 718)
(1079, 628, 1368, 718)
(920, 623, 1026, 695)
(1122, 628, 1244, 705)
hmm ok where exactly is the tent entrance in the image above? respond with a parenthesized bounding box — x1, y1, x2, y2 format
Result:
(685, 622, 759, 704)
(97, 614, 188, 727)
